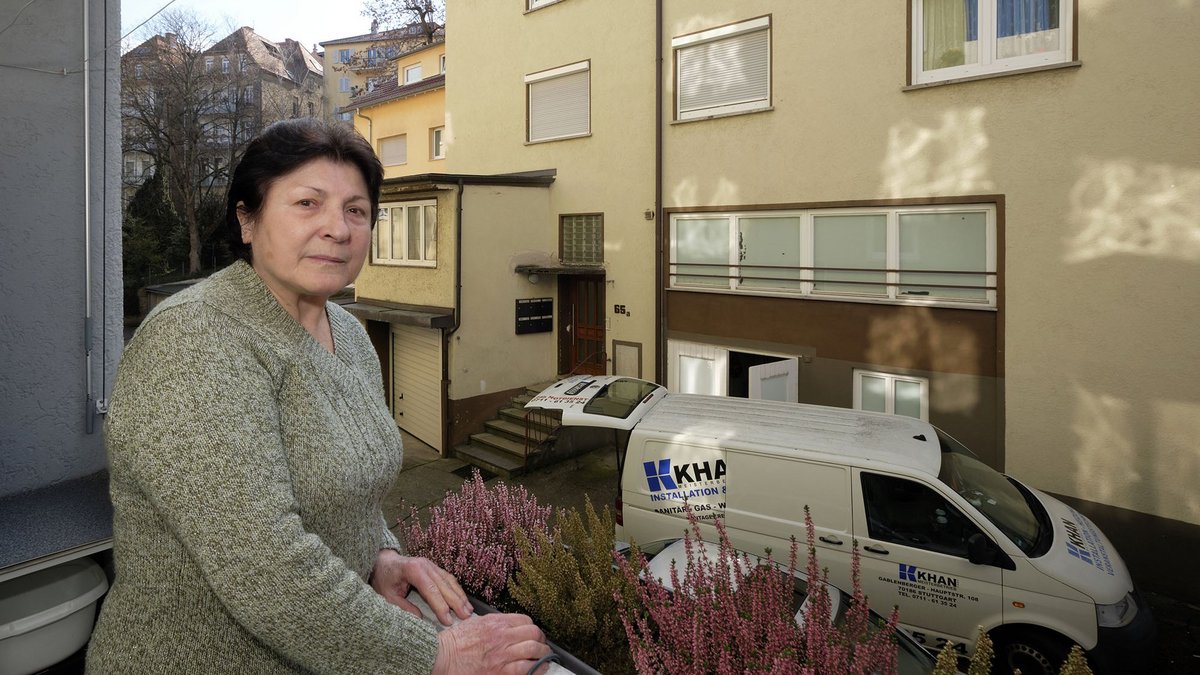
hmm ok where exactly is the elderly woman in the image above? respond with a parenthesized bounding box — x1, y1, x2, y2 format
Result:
(87, 119, 549, 674)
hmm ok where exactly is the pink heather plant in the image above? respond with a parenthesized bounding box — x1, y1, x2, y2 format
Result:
(615, 505, 900, 675)
(402, 469, 552, 602)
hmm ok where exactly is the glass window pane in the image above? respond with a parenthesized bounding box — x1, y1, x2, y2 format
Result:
(923, 0, 979, 71)
(899, 211, 987, 300)
(738, 217, 801, 290)
(860, 375, 887, 413)
(813, 214, 887, 295)
(390, 207, 403, 260)
(675, 218, 730, 287)
(424, 205, 437, 261)
(407, 205, 421, 260)
(895, 379, 924, 419)
(996, 0, 1060, 59)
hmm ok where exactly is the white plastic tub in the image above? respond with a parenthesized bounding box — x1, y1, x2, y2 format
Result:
(0, 558, 109, 675)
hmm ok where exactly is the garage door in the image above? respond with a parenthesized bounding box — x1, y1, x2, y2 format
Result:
(391, 324, 443, 453)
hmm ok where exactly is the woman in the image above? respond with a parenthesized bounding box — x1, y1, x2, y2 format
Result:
(87, 118, 550, 674)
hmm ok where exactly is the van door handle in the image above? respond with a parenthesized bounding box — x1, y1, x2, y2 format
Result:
(863, 544, 889, 555)
(818, 536, 843, 546)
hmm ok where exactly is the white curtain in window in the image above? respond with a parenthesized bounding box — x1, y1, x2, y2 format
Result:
(423, 205, 437, 261)
(678, 28, 769, 116)
(528, 69, 589, 142)
(813, 214, 887, 295)
(898, 211, 987, 299)
(738, 217, 801, 290)
(923, 0, 978, 71)
(674, 218, 730, 287)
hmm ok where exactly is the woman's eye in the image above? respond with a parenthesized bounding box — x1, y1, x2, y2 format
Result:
(298, 199, 315, 207)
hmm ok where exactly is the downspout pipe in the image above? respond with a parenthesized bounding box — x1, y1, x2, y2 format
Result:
(654, 0, 665, 384)
(355, 108, 373, 145)
(83, 0, 98, 433)
(441, 179, 465, 454)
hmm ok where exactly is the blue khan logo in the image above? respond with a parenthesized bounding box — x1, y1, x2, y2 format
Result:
(643, 459, 678, 492)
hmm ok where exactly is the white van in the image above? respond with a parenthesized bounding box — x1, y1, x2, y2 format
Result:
(527, 376, 1156, 675)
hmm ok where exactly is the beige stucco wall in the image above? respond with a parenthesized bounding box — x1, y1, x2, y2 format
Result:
(448, 185, 557, 400)
(354, 83, 446, 178)
(355, 187, 456, 309)
(446, 0, 659, 389)
(661, 2, 1200, 527)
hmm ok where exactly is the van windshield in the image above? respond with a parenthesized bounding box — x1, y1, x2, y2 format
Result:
(936, 430, 1048, 556)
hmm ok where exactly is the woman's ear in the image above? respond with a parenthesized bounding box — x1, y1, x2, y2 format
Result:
(236, 202, 253, 245)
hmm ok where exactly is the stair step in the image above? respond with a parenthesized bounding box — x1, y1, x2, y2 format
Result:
(484, 418, 549, 444)
(454, 442, 525, 479)
(469, 431, 529, 458)
(511, 393, 534, 407)
(499, 406, 562, 428)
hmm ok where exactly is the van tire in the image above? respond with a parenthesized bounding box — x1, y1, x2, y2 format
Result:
(991, 628, 1070, 675)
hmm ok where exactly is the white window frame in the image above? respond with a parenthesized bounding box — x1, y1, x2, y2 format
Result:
(221, 56, 229, 74)
(525, 60, 590, 143)
(373, 199, 437, 267)
(204, 56, 214, 72)
(672, 15, 771, 121)
(430, 126, 445, 160)
(338, 48, 353, 64)
(911, 0, 1074, 85)
(853, 369, 930, 421)
(379, 134, 407, 166)
(527, 0, 562, 10)
(439, 54, 446, 74)
(668, 204, 997, 310)
(404, 63, 422, 84)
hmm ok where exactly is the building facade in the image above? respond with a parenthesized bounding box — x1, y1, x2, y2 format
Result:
(320, 24, 437, 123)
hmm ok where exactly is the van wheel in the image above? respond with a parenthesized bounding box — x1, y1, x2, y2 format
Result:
(992, 629, 1070, 675)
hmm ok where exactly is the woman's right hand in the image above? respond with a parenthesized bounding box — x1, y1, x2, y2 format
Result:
(432, 612, 552, 675)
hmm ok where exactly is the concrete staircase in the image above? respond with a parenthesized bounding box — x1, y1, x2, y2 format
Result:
(454, 384, 561, 479)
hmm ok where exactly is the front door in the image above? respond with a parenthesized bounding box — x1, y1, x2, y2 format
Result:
(561, 276, 605, 375)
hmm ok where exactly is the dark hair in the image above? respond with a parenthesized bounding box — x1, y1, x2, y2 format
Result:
(225, 118, 384, 262)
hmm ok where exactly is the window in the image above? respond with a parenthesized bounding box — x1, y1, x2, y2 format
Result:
(307, 102, 315, 117)
(239, 54, 248, 72)
(669, 204, 996, 309)
(133, 63, 144, 79)
(560, 214, 603, 265)
(525, 60, 590, 143)
(292, 96, 300, 117)
(204, 56, 214, 72)
(527, 0, 559, 9)
(221, 56, 229, 73)
(912, 0, 1074, 85)
(379, 134, 407, 166)
(430, 127, 445, 160)
(404, 63, 422, 84)
(366, 49, 380, 67)
(673, 15, 771, 121)
(860, 473, 984, 558)
(339, 77, 351, 93)
(374, 200, 437, 266)
(853, 370, 929, 421)
(337, 48, 353, 64)
(242, 85, 254, 103)
(340, 111, 353, 122)
(439, 54, 446, 74)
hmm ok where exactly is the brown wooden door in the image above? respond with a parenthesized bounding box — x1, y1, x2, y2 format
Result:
(562, 276, 606, 375)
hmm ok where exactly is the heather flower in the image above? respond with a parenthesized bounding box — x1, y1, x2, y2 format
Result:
(402, 469, 551, 602)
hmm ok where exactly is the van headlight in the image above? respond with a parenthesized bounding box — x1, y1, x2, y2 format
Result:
(1096, 592, 1138, 628)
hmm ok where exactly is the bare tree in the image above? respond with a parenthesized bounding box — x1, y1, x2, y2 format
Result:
(363, 0, 445, 46)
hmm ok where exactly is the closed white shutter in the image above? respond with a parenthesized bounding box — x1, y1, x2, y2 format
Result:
(392, 325, 444, 452)
(667, 339, 728, 396)
(379, 135, 407, 166)
(527, 62, 590, 142)
(676, 19, 770, 119)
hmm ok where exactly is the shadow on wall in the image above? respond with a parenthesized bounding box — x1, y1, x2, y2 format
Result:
(1061, 157, 1200, 527)
(880, 108, 994, 199)
(1064, 158, 1200, 264)
(865, 306, 982, 415)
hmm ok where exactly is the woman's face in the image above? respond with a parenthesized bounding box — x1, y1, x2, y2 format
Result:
(239, 158, 372, 312)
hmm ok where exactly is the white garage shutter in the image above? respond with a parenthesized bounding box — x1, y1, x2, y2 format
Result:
(391, 324, 443, 452)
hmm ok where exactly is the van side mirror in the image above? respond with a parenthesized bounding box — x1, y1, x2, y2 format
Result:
(967, 533, 1016, 570)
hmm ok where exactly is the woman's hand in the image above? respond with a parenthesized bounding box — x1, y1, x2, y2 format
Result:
(432, 613, 552, 675)
(370, 550, 472, 626)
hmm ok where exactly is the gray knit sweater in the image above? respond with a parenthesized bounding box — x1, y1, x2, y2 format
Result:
(87, 261, 438, 674)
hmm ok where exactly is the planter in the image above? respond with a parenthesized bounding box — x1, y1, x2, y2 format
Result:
(468, 597, 603, 675)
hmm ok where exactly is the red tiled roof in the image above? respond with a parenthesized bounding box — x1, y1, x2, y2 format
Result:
(338, 73, 445, 112)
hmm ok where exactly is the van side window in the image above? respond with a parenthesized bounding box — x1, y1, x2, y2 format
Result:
(860, 473, 982, 558)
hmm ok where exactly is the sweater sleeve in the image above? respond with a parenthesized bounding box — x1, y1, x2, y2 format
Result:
(107, 307, 438, 674)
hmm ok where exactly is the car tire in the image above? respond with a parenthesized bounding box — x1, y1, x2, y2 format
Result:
(992, 628, 1071, 675)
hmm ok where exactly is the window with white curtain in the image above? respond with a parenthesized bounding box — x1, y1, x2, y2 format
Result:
(378, 134, 407, 166)
(913, 0, 1073, 85)
(525, 61, 590, 143)
(854, 370, 929, 420)
(404, 63, 422, 84)
(669, 204, 996, 309)
(673, 15, 770, 121)
(374, 200, 437, 266)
